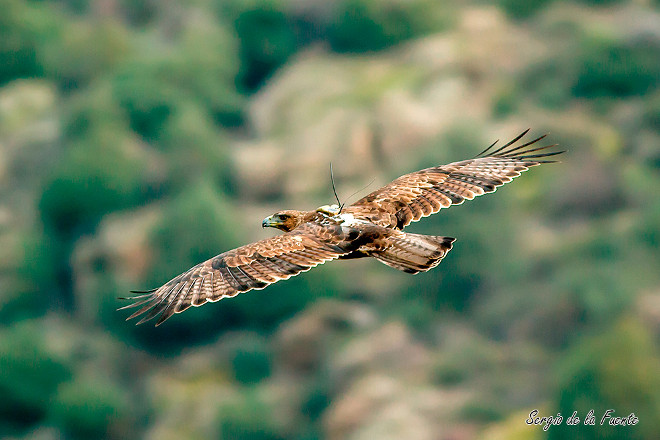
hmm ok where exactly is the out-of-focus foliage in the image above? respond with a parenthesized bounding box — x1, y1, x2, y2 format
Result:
(1, 0, 660, 439)
(51, 376, 131, 440)
(39, 130, 149, 237)
(230, 333, 272, 385)
(217, 390, 285, 440)
(573, 36, 660, 99)
(0, 322, 71, 434)
(550, 317, 660, 440)
(230, 0, 299, 91)
(219, 0, 453, 91)
(498, 0, 555, 20)
(0, 0, 56, 85)
(327, 0, 453, 53)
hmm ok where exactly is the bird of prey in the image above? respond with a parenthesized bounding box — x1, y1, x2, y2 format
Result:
(121, 129, 562, 325)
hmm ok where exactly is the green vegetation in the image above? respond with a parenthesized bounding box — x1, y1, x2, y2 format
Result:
(328, 0, 452, 52)
(550, 318, 660, 440)
(51, 376, 131, 440)
(1, 0, 659, 438)
(232, 1, 299, 91)
(231, 341, 273, 385)
(0, 322, 71, 433)
(498, 0, 555, 20)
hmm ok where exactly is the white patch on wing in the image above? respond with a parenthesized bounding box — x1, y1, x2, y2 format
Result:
(336, 213, 370, 227)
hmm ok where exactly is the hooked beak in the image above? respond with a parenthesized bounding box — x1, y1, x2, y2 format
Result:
(262, 215, 278, 228)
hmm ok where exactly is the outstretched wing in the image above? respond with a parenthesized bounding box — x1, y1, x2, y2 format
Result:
(344, 129, 563, 229)
(120, 222, 349, 325)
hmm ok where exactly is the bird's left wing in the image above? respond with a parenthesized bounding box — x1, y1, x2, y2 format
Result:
(343, 129, 563, 229)
(120, 222, 349, 325)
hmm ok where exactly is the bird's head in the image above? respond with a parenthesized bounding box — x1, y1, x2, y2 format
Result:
(262, 210, 305, 232)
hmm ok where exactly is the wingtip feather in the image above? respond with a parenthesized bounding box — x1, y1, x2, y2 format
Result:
(475, 139, 499, 158)
(475, 130, 565, 162)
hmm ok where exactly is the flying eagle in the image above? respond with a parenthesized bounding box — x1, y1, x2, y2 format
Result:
(121, 130, 562, 325)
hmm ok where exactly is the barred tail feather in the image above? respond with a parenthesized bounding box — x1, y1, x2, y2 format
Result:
(371, 233, 455, 274)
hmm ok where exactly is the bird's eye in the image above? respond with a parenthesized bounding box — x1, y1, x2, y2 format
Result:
(279, 214, 289, 220)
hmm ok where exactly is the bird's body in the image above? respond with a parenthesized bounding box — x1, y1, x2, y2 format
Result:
(121, 130, 563, 325)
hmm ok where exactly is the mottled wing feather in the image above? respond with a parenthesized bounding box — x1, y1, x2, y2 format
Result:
(120, 222, 348, 325)
(344, 130, 563, 229)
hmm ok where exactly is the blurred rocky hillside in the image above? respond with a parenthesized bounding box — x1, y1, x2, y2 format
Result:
(1, 0, 660, 439)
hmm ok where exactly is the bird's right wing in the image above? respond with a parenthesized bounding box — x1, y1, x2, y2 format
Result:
(120, 222, 349, 326)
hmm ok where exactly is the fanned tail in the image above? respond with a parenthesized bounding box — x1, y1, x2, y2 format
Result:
(371, 233, 455, 274)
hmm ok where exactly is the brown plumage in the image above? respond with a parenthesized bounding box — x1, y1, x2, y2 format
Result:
(121, 130, 563, 325)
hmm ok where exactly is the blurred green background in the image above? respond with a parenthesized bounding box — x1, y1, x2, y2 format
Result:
(1, 0, 659, 439)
